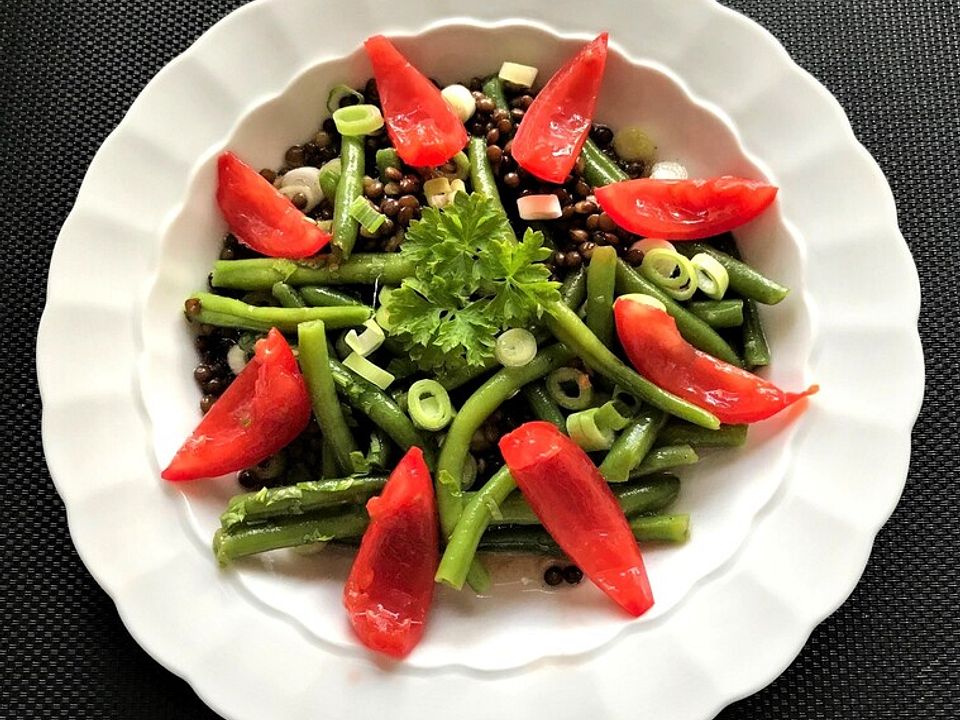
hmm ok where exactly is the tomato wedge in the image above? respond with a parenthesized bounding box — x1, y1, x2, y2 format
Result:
(216, 151, 330, 258)
(614, 296, 817, 424)
(595, 176, 779, 240)
(364, 35, 467, 167)
(161, 328, 311, 482)
(512, 33, 609, 183)
(343, 447, 438, 659)
(499, 422, 654, 617)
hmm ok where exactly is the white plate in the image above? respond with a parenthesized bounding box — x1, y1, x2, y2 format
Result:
(37, 1, 923, 718)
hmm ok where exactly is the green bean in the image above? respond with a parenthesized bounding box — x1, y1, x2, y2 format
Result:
(468, 136, 508, 218)
(220, 475, 387, 530)
(332, 134, 365, 259)
(742, 299, 771, 367)
(560, 266, 588, 310)
(674, 243, 789, 305)
(477, 514, 691, 554)
(298, 321, 359, 474)
(544, 301, 720, 429)
(630, 444, 699, 477)
(522, 381, 565, 431)
(614, 260, 742, 366)
(438, 360, 498, 391)
(435, 466, 516, 590)
(328, 358, 431, 459)
(185, 292, 370, 333)
(598, 408, 666, 482)
(271, 282, 306, 308)
(321, 438, 339, 479)
(686, 299, 744, 328)
(467, 474, 681, 526)
(656, 421, 748, 448)
(211, 255, 416, 290)
(213, 508, 368, 566)
(482, 75, 509, 110)
(581, 138, 628, 188)
(300, 285, 364, 307)
(585, 245, 618, 346)
(364, 429, 391, 470)
(375, 148, 401, 177)
(436, 344, 573, 536)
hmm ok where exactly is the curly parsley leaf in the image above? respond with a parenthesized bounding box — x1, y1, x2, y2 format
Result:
(385, 192, 560, 374)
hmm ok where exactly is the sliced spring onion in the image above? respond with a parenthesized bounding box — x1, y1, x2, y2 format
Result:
(375, 288, 394, 330)
(348, 196, 386, 233)
(449, 151, 470, 181)
(281, 165, 323, 192)
(344, 319, 386, 357)
(517, 194, 562, 221)
(499, 61, 538, 88)
(631, 238, 676, 256)
(332, 104, 384, 136)
(566, 408, 615, 452)
(649, 161, 688, 180)
(424, 177, 453, 207)
(690, 252, 730, 300)
(318, 158, 341, 201)
(610, 385, 642, 417)
(441, 84, 477, 122)
(343, 351, 395, 390)
(616, 292, 668, 313)
(546, 367, 594, 410)
(495, 328, 538, 367)
(375, 148, 401, 177)
(594, 401, 632, 431)
(280, 165, 323, 212)
(612, 126, 657, 164)
(640, 248, 698, 301)
(450, 179, 466, 195)
(226, 343, 248, 375)
(407, 379, 455, 432)
(326, 83, 364, 114)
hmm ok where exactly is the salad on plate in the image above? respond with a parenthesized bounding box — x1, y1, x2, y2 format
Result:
(162, 32, 816, 659)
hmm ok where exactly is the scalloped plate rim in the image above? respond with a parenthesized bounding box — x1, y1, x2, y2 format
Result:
(37, 1, 924, 718)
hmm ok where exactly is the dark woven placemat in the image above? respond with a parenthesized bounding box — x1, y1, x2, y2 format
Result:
(3, 1, 957, 717)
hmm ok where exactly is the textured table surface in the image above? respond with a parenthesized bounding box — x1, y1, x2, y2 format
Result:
(5, 1, 958, 717)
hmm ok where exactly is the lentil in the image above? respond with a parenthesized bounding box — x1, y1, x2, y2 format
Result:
(381, 198, 400, 217)
(284, 145, 305, 167)
(590, 123, 614, 147)
(543, 565, 564, 586)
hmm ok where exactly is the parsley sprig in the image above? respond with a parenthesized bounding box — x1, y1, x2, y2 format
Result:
(384, 192, 560, 375)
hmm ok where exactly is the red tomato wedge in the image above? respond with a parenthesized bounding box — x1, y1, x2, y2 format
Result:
(595, 176, 779, 240)
(614, 296, 818, 424)
(344, 447, 438, 658)
(363, 35, 467, 167)
(512, 33, 609, 183)
(161, 329, 311, 482)
(216, 151, 330, 258)
(499, 422, 654, 617)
